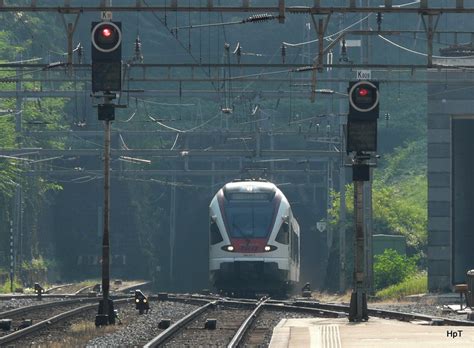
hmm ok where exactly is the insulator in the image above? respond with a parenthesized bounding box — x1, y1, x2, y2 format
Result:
(244, 13, 276, 23)
(236, 46, 242, 64)
(134, 35, 144, 63)
(77, 44, 84, 64)
(281, 44, 286, 63)
(135, 36, 142, 53)
(339, 39, 348, 62)
(377, 12, 383, 31)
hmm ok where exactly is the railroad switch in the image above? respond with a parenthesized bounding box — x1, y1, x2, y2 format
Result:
(204, 318, 217, 330)
(18, 319, 33, 330)
(34, 283, 44, 300)
(0, 319, 12, 331)
(302, 291, 311, 298)
(301, 282, 311, 298)
(158, 319, 171, 329)
(135, 290, 150, 314)
(157, 292, 169, 301)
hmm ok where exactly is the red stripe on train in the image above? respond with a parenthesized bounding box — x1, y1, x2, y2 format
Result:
(230, 238, 268, 253)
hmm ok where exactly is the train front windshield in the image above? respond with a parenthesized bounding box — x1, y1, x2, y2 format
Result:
(224, 202, 274, 238)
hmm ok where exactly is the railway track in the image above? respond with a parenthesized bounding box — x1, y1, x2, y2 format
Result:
(285, 299, 474, 326)
(0, 297, 99, 336)
(0, 293, 471, 346)
(0, 298, 131, 346)
(143, 297, 346, 347)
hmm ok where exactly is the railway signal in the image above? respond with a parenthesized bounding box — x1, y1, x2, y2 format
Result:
(91, 21, 122, 92)
(34, 283, 44, 300)
(347, 80, 380, 322)
(134, 290, 150, 314)
(346, 80, 379, 154)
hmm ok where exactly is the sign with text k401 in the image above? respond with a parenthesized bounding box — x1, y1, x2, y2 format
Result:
(356, 70, 371, 80)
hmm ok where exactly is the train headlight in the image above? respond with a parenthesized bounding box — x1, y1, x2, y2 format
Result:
(227, 245, 234, 252)
(264, 246, 271, 252)
(135, 299, 140, 303)
(264, 245, 277, 252)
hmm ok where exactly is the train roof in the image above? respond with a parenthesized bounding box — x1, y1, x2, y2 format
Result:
(223, 180, 278, 194)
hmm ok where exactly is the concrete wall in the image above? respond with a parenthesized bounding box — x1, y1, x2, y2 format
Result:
(428, 66, 474, 291)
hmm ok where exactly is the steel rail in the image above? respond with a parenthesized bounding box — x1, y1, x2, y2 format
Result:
(289, 300, 474, 326)
(227, 298, 268, 348)
(0, 293, 131, 300)
(0, 298, 98, 319)
(264, 303, 346, 318)
(114, 281, 151, 294)
(73, 285, 96, 295)
(0, 298, 131, 346)
(143, 300, 217, 348)
(44, 283, 74, 294)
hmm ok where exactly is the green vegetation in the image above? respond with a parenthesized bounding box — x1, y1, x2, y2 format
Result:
(374, 249, 418, 290)
(375, 273, 428, 300)
(328, 139, 428, 290)
(0, 278, 22, 294)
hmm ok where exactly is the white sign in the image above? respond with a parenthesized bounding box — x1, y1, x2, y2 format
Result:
(342, 39, 361, 47)
(101, 11, 113, 21)
(316, 221, 327, 233)
(356, 70, 372, 80)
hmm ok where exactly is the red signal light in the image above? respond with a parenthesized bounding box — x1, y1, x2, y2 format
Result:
(358, 88, 369, 97)
(101, 27, 113, 38)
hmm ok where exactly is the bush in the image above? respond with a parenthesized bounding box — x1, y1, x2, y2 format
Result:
(374, 249, 418, 290)
(375, 272, 427, 300)
(0, 278, 22, 294)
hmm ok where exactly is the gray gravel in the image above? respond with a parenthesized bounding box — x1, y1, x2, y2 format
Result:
(163, 303, 254, 347)
(369, 302, 472, 320)
(242, 309, 320, 347)
(87, 300, 199, 347)
(0, 298, 57, 312)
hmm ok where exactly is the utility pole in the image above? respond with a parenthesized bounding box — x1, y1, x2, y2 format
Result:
(361, 0, 374, 294)
(346, 80, 379, 322)
(169, 176, 176, 288)
(101, 0, 114, 325)
(15, 54, 23, 281)
(338, 10, 347, 293)
(91, 0, 123, 325)
(352, 168, 368, 320)
(101, 108, 112, 322)
(9, 220, 14, 292)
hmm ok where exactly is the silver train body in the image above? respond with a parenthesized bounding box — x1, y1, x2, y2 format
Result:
(209, 180, 300, 295)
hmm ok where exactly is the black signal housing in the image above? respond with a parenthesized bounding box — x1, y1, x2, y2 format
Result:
(91, 21, 122, 92)
(348, 81, 379, 121)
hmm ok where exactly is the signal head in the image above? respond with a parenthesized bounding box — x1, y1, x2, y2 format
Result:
(349, 81, 379, 113)
(92, 22, 122, 53)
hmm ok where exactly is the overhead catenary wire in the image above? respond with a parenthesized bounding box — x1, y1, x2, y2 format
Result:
(148, 110, 222, 133)
(282, 0, 421, 48)
(377, 33, 474, 60)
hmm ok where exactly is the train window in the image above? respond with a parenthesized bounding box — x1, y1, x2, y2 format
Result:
(228, 192, 273, 201)
(275, 221, 289, 244)
(224, 202, 274, 238)
(210, 220, 223, 245)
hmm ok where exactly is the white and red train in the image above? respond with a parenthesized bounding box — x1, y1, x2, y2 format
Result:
(209, 179, 300, 296)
